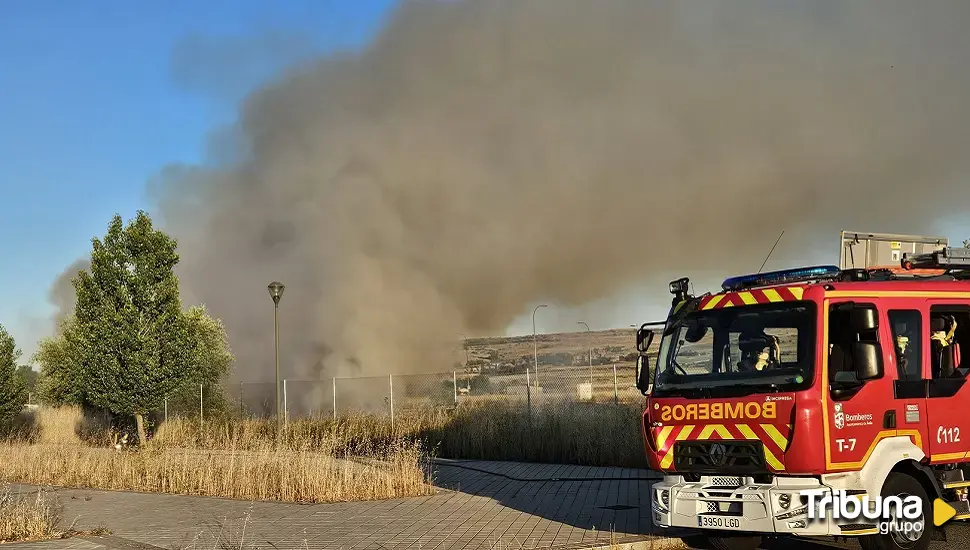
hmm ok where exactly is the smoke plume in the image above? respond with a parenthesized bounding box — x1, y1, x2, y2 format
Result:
(60, 0, 970, 383)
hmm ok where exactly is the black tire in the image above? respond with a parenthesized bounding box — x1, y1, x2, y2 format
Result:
(859, 472, 933, 550)
(680, 534, 762, 550)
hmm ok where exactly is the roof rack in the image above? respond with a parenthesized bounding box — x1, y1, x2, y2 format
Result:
(901, 246, 970, 270)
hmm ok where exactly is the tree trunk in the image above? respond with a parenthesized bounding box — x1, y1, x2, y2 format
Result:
(135, 413, 147, 447)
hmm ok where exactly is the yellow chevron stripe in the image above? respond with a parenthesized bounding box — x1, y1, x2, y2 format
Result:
(788, 287, 804, 300)
(738, 291, 758, 305)
(721, 298, 735, 308)
(762, 288, 784, 302)
(736, 424, 759, 441)
(764, 447, 785, 471)
(659, 425, 696, 469)
(697, 425, 717, 439)
(702, 295, 724, 310)
(655, 426, 674, 451)
(762, 424, 790, 452)
(714, 425, 733, 439)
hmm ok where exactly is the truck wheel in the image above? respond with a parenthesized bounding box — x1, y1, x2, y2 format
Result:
(679, 535, 762, 550)
(859, 472, 933, 550)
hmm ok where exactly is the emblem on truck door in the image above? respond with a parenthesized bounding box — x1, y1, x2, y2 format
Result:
(834, 403, 845, 430)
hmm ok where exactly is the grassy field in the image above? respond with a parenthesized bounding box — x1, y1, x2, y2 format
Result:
(0, 397, 648, 506)
(1, 407, 435, 504)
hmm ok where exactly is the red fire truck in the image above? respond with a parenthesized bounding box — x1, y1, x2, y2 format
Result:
(634, 237, 970, 550)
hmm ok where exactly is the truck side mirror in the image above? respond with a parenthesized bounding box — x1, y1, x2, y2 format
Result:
(853, 341, 883, 381)
(635, 354, 652, 395)
(636, 328, 655, 353)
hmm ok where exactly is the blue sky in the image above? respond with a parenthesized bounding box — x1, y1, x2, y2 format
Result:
(0, 0, 399, 358)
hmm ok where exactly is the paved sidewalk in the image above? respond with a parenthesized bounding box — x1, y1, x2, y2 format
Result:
(4, 459, 670, 550)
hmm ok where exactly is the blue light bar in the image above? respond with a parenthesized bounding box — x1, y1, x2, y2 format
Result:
(721, 265, 841, 292)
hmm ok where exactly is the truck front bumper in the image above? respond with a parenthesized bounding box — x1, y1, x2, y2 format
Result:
(651, 475, 864, 537)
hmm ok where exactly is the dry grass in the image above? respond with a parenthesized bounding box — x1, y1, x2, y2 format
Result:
(0, 395, 646, 507)
(156, 399, 648, 468)
(0, 487, 58, 543)
(1, 406, 434, 504)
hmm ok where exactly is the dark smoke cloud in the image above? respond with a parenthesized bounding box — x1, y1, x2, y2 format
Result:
(58, 0, 970, 383)
(49, 258, 89, 331)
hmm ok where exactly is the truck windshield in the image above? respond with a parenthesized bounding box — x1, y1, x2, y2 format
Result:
(652, 301, 816, 397)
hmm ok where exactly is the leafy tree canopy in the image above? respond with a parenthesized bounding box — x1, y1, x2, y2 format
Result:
(0, 324, 28, 421)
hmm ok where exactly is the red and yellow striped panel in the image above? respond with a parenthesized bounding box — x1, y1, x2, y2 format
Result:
(651, 423, 793, 472)
(698, 286, 805, 310)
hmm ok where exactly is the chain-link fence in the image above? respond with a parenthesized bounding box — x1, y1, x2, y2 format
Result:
(200, 363, 646, 424)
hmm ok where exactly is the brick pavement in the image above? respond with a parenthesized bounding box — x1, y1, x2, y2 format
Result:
(3, 459, 672, 550)
(11, 460, 968, 550)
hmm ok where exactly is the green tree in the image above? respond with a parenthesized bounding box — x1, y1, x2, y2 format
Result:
(0, 325, 28, 421)
(16, 365, 39, 399)
(72, 211, 194, 445)
(163, 305, 235, 418)
(33, 316, 86, 406)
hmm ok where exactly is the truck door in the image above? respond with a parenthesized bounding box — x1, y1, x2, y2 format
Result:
(924, 304, 970, 464)
(886, 308, 931, 460)
(824, 301, 918, 471)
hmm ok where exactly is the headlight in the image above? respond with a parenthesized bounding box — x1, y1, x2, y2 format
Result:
(778, 493, 791, 510)
(662, 490, 670, 507)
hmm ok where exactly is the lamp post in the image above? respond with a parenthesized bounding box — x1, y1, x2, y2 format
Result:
(578, 321, 592, 384)
(268, 281, 285, 423)
(532, 304, 547, 391)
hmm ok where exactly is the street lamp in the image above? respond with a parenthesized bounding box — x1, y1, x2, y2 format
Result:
(578, 321, 592, 384)
(268, 281, 285, 423)
(532, 304, 547, 390)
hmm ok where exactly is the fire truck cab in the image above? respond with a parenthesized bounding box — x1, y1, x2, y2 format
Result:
(635, 243, 970, 550)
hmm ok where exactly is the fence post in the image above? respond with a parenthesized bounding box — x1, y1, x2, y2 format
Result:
(199, 383, 204, 424)
(283, 379, 288, 428)
(453, 371, 458, 405)
(613, 364, 619, 405)
(389, 374, 395, 432)
(332, 377, 337, 421)
(525, 366, 533, 426)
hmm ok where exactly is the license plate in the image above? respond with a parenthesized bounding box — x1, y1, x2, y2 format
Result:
(698, 515, 742, 529)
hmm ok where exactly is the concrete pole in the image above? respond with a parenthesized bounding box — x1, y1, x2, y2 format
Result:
(389, 374, 395, 432)
(578, 321, 592, 385)
(533, 304, 547, 392)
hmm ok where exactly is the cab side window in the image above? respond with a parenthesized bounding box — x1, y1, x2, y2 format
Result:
(929, 307, 970, 378)
(828, 303, 880, 384)
(888, 310, 922, 380)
